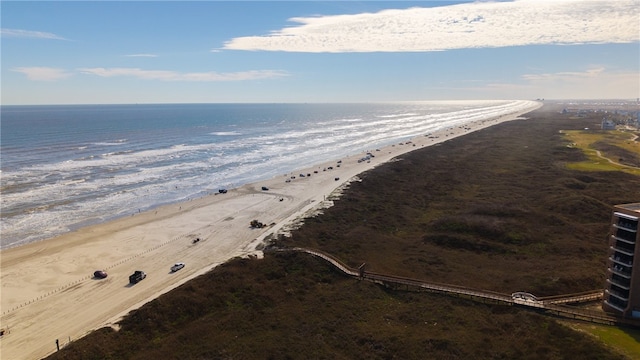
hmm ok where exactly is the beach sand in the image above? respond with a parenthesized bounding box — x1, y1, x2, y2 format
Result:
(0, 104, 540, 360)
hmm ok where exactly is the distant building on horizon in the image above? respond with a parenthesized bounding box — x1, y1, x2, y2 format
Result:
(603, 203, 640, 319)
(601, 118, 616, 130)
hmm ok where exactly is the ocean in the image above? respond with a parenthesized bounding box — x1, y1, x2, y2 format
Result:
(0, 100, 538, 249)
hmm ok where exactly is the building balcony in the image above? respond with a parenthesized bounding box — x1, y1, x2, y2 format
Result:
(610, 254, 633, 266)
(614, 227, 637, 241)
(614, 223, 638, 233)
(605, 289, 629, 301)
(612, 234, 636, 245)
(609, 257, 634, 273)
(614, 211, 638, 229)
(609, 266, 632, 279)
(604, 299, 627, 313)
(607, 278, 631, 291)
(614, 241, 636, 254)
(611, 246, 635, 257)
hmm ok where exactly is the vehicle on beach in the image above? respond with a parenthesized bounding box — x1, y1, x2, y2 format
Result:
(250, 219, 265, 228)
(218, 189, 227, 194)
(93, 270, 108, 279)
(261, 186, 269, 191)
(129, 270, 146, 284)
(171, 262, 185, 272)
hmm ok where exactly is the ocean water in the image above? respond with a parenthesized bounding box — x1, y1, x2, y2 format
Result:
(1, 101, 538, 249)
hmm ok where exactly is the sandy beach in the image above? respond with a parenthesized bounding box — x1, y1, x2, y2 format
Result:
(0, 104, 540, 360)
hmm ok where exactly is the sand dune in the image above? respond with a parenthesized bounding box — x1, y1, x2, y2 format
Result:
(0, 104, 540, 360)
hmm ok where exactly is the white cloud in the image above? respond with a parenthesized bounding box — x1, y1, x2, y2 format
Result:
(1, 28, 68, 40)
(522, 67, 607, 82)
(123, 54, 158, 58)
(519, 67, 639, 98)
(422, 66, 639, 99)
(222, 0, 639, 53)
(77, 67, 289, 81)
(12, 67, 72, 81)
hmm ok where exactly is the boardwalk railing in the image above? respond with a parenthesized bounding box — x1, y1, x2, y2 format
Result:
(538, 290, 603, 305)
(282, 247, 640, 328)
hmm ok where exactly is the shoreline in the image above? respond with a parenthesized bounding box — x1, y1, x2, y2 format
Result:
(0, 103, 541, 360)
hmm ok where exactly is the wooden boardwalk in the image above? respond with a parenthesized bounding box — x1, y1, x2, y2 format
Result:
(286, 247, 640, 328)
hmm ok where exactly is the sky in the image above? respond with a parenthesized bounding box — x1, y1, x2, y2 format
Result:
(1, 0, 639, 105)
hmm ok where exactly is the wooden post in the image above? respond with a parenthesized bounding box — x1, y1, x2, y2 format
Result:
(56, 339, 60, 351)
(358, 263, 366, 279)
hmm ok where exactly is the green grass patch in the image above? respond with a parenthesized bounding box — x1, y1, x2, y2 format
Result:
(567, 323, 640, 360)
(566, 159, 624, 172)
(562, 129, 640, 175)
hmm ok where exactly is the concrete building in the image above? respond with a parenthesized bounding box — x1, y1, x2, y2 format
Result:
(603, 203, 640, 319)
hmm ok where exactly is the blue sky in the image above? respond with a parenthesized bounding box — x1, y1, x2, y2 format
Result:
(2, 0, 638, 105)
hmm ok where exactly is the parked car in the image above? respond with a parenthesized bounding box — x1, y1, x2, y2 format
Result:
(171, 262, 185, 272)
(93, 270, 108, 279)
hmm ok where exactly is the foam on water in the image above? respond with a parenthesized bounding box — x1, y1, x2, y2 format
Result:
(0, 100, 540, 248)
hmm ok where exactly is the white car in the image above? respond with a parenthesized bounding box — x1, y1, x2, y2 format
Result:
(171, 262, 185, 272)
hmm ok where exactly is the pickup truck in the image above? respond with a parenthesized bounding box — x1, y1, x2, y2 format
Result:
(129, 270, 146, 284)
